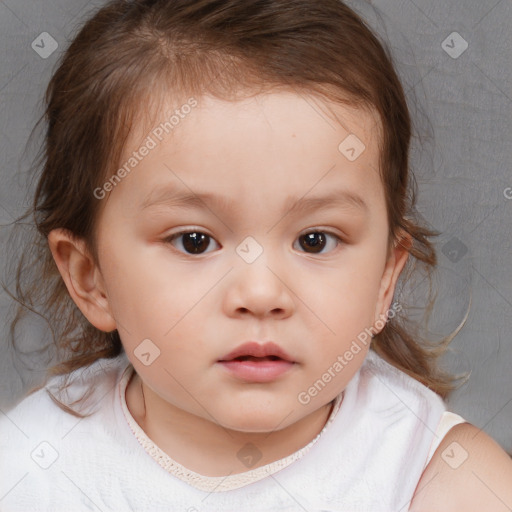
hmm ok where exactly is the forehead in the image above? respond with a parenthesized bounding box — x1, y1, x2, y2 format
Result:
(130, 86, 381, 150)
(109, 89, 384, 214)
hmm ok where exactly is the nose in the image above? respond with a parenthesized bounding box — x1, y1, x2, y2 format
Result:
(222, 245, 295, 320)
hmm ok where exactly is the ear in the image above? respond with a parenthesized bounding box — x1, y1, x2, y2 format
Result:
(47, 228, 117, 332)
(372, 230, 412, 332)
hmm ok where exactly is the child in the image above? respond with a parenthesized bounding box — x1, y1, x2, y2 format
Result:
(1, 0, 511, 510)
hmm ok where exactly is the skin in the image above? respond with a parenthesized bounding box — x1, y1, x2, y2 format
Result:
(410, 423, 512, 511)
(48, 89, 512, 506)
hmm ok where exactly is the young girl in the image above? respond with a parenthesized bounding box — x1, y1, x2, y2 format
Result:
(1, 0, 511, 510)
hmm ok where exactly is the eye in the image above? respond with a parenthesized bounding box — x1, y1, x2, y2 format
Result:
(164, 229, 220, 255)
(164, 229, 342, 256)
(294, 230, 343, 254)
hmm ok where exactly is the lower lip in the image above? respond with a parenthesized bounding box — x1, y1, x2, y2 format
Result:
(218, 359, 295, 382)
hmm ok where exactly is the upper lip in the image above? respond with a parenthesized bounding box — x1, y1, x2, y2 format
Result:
(218, 342, 295, 363)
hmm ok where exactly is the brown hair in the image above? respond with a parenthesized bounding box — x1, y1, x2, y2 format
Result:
(5, 0, 468, 418)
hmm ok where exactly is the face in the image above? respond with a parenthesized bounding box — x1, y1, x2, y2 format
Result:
(89, 89, 405, 432)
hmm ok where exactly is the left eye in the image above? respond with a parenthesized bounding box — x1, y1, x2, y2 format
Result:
(293, 231, 342, 254)
(165, 231, 220, 255)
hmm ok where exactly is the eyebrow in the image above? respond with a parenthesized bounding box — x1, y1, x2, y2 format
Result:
(141, 186, 369, 217)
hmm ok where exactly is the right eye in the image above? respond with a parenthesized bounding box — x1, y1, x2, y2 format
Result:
(163, 230, 221, 255)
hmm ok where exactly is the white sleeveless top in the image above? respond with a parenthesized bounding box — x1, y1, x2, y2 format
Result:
(0, 349, 466, 511)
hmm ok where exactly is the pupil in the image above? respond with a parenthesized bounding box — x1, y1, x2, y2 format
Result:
(183, 232, 209, 254)
(301, 232, 326, 253)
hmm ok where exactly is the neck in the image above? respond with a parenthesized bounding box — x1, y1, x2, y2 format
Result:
(125, 372, 335, 477)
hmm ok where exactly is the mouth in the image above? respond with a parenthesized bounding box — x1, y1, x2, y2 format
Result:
(226, 355, 285, 362)
(217, 342, 296, 382)
(218, 341, 295, 363)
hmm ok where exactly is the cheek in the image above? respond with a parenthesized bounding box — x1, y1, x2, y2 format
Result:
(305, 255, 384, 329)
(98, 251, 181, 341)
(103, 266, 218, 364)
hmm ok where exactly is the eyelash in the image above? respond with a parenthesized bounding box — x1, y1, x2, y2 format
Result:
(162, 228, 344, 256)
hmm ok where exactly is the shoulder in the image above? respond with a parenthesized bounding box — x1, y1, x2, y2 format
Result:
(1, 353, 130, 444)
(0, 386, 59, 434)
(362, 350, 447, 419)
(364, 350, 443, 400)
(410, 422, 512, 512)
(0, 386, 64, 490)
(0, 355, 132, 507)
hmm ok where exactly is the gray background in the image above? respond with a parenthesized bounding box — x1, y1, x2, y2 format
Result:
(0, 0, 511, 453)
